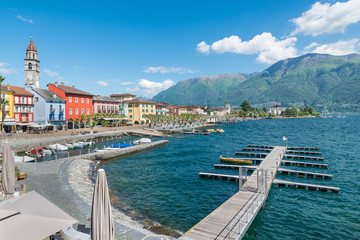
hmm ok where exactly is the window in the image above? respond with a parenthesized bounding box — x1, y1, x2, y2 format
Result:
(87, 98, 89, 104)
(129, 104, 132, 107)
(59, 105, 63, 112)
(28, 97, 32, 104)
(142, 109, 144, 113)
(151, 109, 153, 113)
(29, 114, 32, 122)
(21, 106, 26, 113)
(69, 108, 72, 115)
(146, 109, 148, 112)
(102, 105, 105, 111)
(146, 104, 148, 107)
(35, 97, 38, 102)
(15, 106, 19, 113)
(50, 105, 54, 112)
(135, 104, 139, 107)
(75, 108, 78, 115)
(81, 98, 84, 103)
(87, 109, 89, 115)
(28, 63, 32, 69)
(81, 108, 84, 114)
(15, 114, 19, 122)
(129, 109, 132, 113)
(29, 106, 33, 112)
(107, 106, 110, 112)
(129, 115, 132, 118)
(97, 106, 100, 112)
(15, 96, 19, 104)
(75, 97, 78, 103)
(69, 97, 72, 103)
(142, 104, 144, 107)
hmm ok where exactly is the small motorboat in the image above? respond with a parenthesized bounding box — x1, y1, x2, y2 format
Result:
(110, 143, 133, 148)
(48, 144, 68, 151)
(43, 148, 52, 155)
(77, 141, 89, 147)
(133, 138, 151, 145)
(28, 147, 44, 158)
(64, 144, 75, 150)
(73, 143, 84, 149)
(219, 156, 253, 164)
(14, 155, 35, 163)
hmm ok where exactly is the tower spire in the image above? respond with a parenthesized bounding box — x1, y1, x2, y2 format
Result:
(25, 37, 40, 88)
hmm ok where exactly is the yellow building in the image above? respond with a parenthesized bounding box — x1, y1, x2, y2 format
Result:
(124, 99, 156, 124)
(0, 85, 15, 131)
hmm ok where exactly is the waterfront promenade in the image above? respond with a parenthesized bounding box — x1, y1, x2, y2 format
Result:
(181, 147, 285, 240)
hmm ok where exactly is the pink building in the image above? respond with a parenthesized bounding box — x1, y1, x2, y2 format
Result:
(92, 96, 120, 114)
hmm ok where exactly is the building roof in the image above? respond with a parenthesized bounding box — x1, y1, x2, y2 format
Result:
(123, 98, 156, 104)
(26, 37, 37, 52)
(0, 86, 14, 93)
(93, 96, 120, 103)
(31, 88, 66, 102)
(110, 93, 136, 98)
(10, 86, 33, 96)
(48, 83, 93, 96)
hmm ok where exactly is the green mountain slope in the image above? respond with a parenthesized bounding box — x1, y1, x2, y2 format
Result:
(151, 73, 257, 106)
(151, 53, 360, 111)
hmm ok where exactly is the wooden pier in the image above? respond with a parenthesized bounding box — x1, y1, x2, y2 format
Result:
(181, 145, 339, 240)
(181, 147, 285, 240)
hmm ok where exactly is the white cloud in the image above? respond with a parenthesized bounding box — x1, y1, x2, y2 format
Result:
(127, 79, 175, 98)
(304, 39, 360, 55)
(144, 66, 198, 74)
(120, 81, 135, 86)
(16, 15, 33, 23)
(291, 0, 360, 36)
(198, 33, 298, 64)
(44, 68, 63, 80)
(196, 41, 210, 54)
(0, 62, 17, 74)
(96, 81, 108, 87)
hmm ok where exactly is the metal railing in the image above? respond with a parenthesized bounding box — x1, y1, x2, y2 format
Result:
(215, 169, 268, 240)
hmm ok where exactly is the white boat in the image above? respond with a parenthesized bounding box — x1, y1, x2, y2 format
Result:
(73, 143, 84, 149)
(14, 155, 35, 163)
(48, 143, 68, 151)
(43, 149, 52, 155)
(85, 140, 94, 146)
(133, 138, 152, 145)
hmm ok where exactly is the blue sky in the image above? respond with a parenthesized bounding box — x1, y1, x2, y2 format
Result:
(1, 0, 359, 98)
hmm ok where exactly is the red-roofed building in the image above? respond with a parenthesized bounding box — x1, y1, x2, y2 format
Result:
(48, 82, 93, 128)
(10, 85, 34, 123)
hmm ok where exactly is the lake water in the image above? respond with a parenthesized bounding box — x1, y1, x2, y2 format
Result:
(102, 115, 360, 239)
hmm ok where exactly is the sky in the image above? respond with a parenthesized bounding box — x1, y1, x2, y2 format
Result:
(1, 0, 360, 98)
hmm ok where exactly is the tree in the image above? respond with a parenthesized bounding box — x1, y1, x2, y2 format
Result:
(240, 100, 251, 112)
(0, 74, 6, 134)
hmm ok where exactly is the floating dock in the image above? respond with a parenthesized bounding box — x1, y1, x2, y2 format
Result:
(181, 144, 339, 240)
(282, 160, 328, 168)
(286, 150, 322, 155)
(181, 147, 285, 240)
(285, 154, 324, 161)
(235, 152, 268, 158)
(273, 179, 339, 193)
(248, 144, 319, 151)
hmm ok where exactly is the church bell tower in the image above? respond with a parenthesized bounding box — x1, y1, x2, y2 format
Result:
(25, 36, 40, 88)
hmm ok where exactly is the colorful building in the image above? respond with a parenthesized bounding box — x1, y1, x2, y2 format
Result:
(92, 96, 120, 114)
(124, 98, 156, 124)
(48, 82, 93, 129)
(0, 85, 15, 132)
(10, 86, 34, 124)
(110, 93, 136, 117)
(155, 102, 169, 115)
(27, 87, 66, 127)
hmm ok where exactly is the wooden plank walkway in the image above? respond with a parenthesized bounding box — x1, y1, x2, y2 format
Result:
(181, 147, 286, 240)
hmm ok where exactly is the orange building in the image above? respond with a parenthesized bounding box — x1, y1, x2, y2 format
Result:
(48, 82, 93, 129)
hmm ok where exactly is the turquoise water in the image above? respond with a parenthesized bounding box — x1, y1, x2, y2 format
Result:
(102, 115, 360, 239)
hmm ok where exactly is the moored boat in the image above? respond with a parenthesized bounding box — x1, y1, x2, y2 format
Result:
(64, 144, 75, 150)
(28, 147, 44, 158)
(48, 144, 68, 151)
(219, 156, 253, 164)
(133, 138, 152, 145)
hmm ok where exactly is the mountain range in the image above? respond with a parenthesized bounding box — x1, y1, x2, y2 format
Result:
(151, 53, 360, 112)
